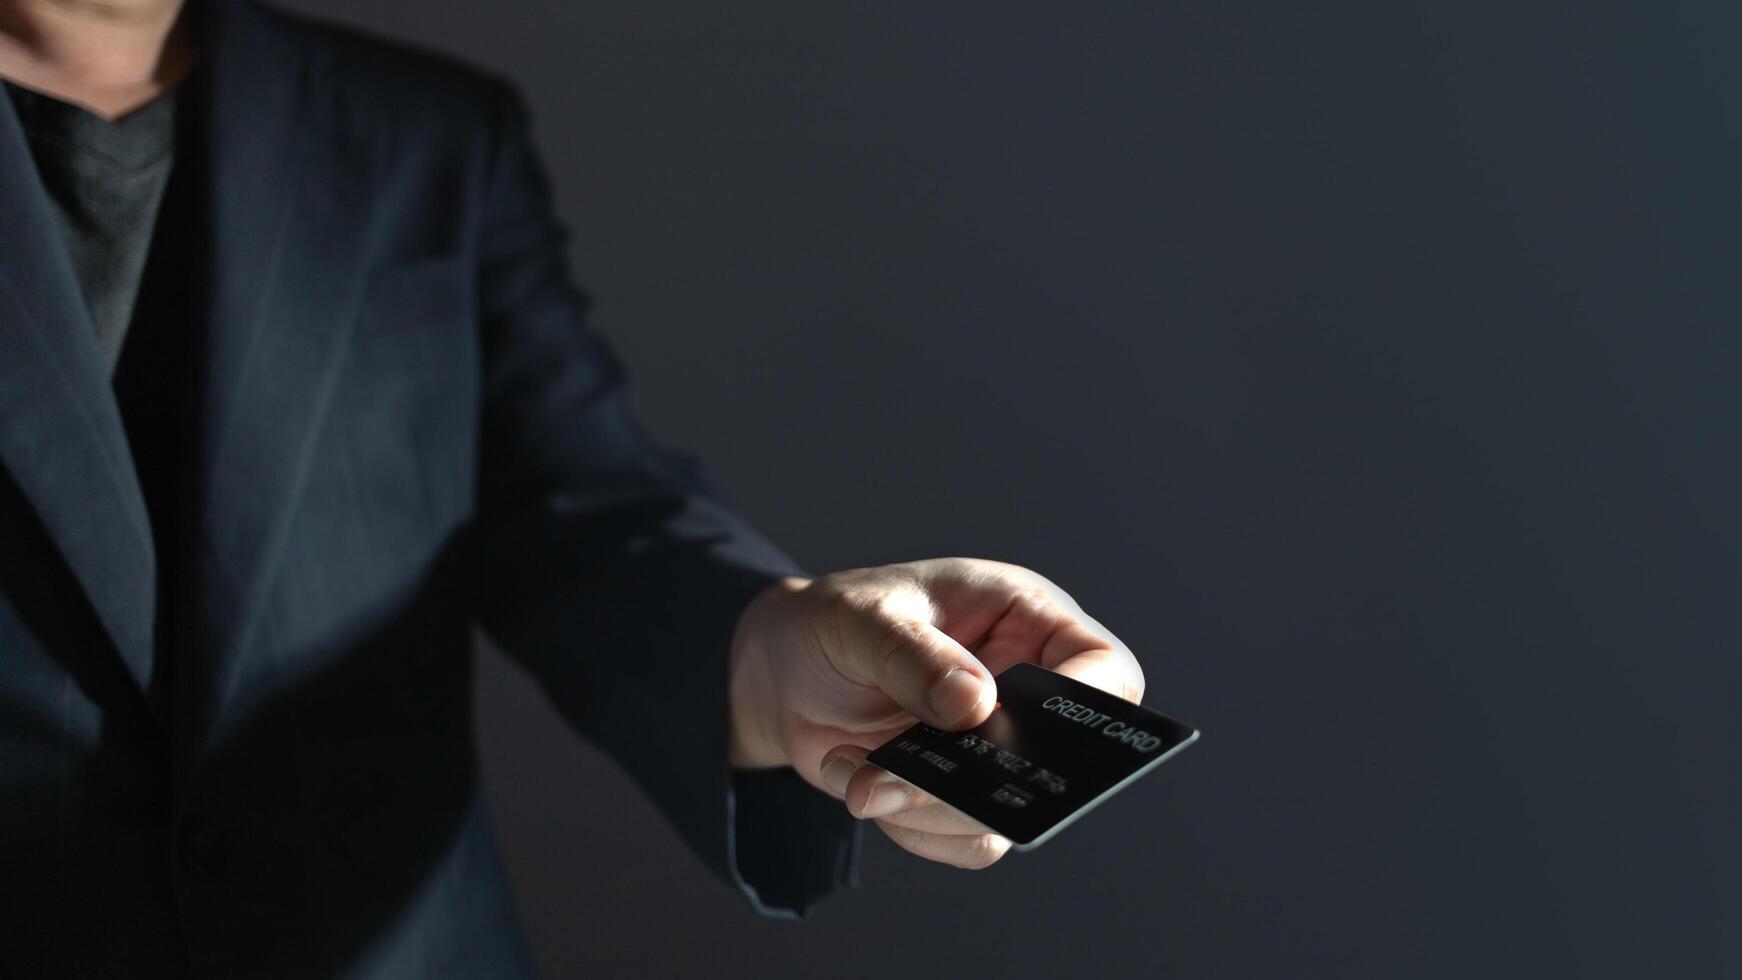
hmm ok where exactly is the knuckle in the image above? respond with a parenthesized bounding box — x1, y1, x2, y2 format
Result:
(1012, 583, 1055, 613)
(940, 556, 983, 579)
(868, 591, 907, 622)
(1008, 564, 1057, 593)
(882, 616, 931, 644)
(811, 581, 860, 617)
(872, 584, 935, 624)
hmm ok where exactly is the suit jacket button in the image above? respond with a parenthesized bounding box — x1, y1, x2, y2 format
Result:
(179, 819, 229, 877)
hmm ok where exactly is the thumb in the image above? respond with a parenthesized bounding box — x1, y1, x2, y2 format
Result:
(839, 606, 998, 730)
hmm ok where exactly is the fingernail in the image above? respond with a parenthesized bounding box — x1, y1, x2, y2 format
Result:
(928, 666, 987, 726)
(821, 757, 856, 797)
(856, 780, 910, 820)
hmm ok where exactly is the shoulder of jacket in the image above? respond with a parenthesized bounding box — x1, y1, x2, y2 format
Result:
(255, 2, 520, 132)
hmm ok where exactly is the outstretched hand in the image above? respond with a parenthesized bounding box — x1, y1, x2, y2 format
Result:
(728, 558, 1145, 869)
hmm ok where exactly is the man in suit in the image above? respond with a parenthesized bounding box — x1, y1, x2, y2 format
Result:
(0, 0, 1146, 975)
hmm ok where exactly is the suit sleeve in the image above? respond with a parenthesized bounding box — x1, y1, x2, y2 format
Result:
(470, 79, 859, 917)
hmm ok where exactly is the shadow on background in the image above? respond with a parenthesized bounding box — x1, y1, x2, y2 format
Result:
(282, 1, 1742, 976)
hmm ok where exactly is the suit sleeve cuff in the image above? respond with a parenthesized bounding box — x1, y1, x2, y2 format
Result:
(640, 555, 861, 918)
(726, 767, 862, 918)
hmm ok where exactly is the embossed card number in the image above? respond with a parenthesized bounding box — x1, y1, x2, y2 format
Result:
(867, 662, 1199, 849)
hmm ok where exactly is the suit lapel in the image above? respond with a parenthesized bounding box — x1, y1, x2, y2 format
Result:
(0, 0, 378, 747)
(176, 0, 377, 748)
(0, 80, 161, 716)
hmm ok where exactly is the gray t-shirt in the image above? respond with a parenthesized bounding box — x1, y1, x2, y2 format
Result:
(5, 79, 177, 375)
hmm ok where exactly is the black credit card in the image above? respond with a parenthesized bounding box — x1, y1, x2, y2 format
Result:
(866, 662, 1199, 849)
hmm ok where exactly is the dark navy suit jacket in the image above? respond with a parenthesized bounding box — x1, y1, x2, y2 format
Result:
(0, 0, 857, 975)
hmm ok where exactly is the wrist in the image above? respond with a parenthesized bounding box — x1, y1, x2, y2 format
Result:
(727, 575, 810, 769)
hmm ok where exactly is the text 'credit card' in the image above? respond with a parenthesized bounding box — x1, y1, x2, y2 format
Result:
(866, 662, 1199, 849)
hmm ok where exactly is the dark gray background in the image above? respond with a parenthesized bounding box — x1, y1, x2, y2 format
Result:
(279, 1, 1740, 976)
